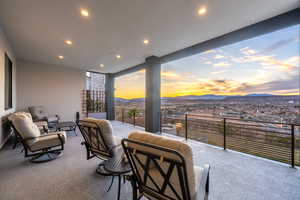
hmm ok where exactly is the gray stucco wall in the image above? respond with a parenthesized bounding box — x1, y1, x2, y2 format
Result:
(17, 60, 86, 122)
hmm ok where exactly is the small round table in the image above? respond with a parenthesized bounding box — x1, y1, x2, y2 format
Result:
(97, 146, 131, 200)
(55, 121, 77, 136)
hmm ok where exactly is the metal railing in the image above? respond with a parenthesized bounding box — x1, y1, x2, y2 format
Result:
(115, 107, 145, 128)
(160, 112, 300, 167)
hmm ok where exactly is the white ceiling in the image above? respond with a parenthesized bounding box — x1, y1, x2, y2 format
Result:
(0, 0, 298, 73)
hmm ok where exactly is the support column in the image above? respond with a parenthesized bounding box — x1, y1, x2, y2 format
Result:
(105, 73, 115, 120)
(145, 56, 161, 133)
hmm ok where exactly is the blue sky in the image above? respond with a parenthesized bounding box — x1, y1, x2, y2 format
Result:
(115, 24, 300, 98)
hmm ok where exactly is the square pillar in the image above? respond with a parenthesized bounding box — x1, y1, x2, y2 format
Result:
(105, 73, 115, 120)
(145, 56, 161, 133)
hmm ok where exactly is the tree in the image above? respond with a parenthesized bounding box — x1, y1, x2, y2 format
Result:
(128, 108, 139, 126)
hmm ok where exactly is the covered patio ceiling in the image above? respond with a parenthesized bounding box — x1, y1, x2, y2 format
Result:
(0, 0, 298, 73)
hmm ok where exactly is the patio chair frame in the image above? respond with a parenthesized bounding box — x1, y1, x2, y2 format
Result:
(77, 120, 115, 161)
(9, 121, 64, 163)
(122, 138, 210, 200)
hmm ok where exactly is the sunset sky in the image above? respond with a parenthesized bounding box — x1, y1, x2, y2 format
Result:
(115, 24, 300, 99)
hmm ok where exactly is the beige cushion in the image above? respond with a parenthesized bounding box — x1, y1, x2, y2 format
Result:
(34, 121, 48, 133)
(28, 106, 48, 121)
(9, 112, 41, 139)
(128, 131, 196, 199)
(8, 112, 33, 121)
(81, 118, 116, 149)
(27, 131, 66, 151)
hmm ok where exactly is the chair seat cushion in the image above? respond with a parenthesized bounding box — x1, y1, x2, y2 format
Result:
(27, 131, 66, 151)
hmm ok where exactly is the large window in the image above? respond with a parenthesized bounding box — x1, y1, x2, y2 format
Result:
(161, 25, 300, 165)
(5, 53, 13, 110)
(162, 24, 300, 123)
(115, 69, 145, 127)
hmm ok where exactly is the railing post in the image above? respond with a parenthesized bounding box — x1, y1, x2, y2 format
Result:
(291, 124, 295, 168)
(185, 113, 188, 141)
(223, 118, 226, 150)
(133, 112, 136, 127)
(160, 112, 162, 134)
(122, 108, 124, 123)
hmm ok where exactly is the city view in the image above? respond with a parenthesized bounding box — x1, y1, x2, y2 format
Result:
(114, 24, 300, 165)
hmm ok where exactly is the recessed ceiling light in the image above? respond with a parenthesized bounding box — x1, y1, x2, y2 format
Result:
(100, 64, 104, 67)
(81, 9, 89, 17)
(65, 40, 73, 45)
(198, 6, 207, 15)
(58, 55, 64, 59)
(116, 55, 121, 59)
(143, 39, 149, 45)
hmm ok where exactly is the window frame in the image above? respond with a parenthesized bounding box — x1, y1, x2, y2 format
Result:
(4, 53, 13, 110)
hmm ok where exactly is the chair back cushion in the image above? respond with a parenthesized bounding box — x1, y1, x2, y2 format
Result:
(9, 112, 41, 139)
(28, 106, 48, 121)
(78, 118, 116, 158)
(8, 112, 33, 121)
(127, 131, 196, 199)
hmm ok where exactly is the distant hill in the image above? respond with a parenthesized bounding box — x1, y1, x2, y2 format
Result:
(116, 94, 281, 102)
(245, 94, 274, 97)
(115, 97, 145, 102)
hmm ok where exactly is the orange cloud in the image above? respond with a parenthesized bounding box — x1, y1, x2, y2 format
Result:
(214, 55, 225, 59)
(210, 70, 227, 74)
(214, 62, 231, 67)
(202, 49, 215, 54)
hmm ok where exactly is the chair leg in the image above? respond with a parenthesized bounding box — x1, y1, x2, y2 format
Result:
(206, 171, 209, 193)
(106, 176, 115, 192)
(12, 139, 18, 149)
(30, 151, 63, 163)
(204, 171, 210, 200)
(130, 175, 138, 200)
(74, 129, 77, 136)
(117, 175, 121, 200)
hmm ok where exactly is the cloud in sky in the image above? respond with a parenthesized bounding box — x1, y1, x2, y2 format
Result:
(202, 49, 215, 54)
(161, 71, 180, 78)
(214, 55, 225, 59)
(261, 56, 299, 72)
(241, 49, 257, 56)
(210, 70, 227, 74)
(214, 62, 231, 67)
(258, 37, 299, 54)
(229, 74, 299, 94)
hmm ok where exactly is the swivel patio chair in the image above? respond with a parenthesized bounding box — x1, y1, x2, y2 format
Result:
(77, 118, 122, 172)
(122, 131, 210, 200)
(9, 112, 66, 163)
(9, 112, 49, 149)
(28, 105, 60, 127)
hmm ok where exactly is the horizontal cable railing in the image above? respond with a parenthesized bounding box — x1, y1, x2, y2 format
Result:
(115, 107, 145, 128)
(161, 112, 300, 167)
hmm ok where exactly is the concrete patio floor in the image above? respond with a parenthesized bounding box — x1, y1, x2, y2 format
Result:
(0, 120, 299, 200)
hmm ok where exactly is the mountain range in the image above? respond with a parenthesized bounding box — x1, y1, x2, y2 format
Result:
(115, 94, 280, 102)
